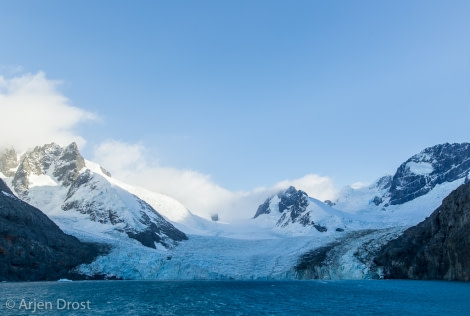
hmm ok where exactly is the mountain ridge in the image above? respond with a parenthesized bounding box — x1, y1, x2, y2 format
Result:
(334, 142, 470, 214)
(2, 141, 470, 281)
(2, 142, 188, 250)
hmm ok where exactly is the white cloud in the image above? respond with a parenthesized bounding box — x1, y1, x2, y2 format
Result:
(92, 140, 147, 174)
(93, 140, 339, 221)
(92, 140, 235, 219)
(0, 71, 95, 152)
(272, 174, 338, 202)
(350, 181, 369, 190)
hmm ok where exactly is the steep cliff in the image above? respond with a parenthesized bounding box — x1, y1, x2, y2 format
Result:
(374, 182, 470, 281)
(0, 178, 104, 281)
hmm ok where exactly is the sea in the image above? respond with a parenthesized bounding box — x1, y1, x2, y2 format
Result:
(0, 280, 469, 315)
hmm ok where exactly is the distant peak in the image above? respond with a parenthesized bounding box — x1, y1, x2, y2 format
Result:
(284, 186, 298, 194)
(278, 186, 307, 198)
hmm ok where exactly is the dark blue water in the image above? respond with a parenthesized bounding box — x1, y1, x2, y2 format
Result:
(0, 280, 469, 315)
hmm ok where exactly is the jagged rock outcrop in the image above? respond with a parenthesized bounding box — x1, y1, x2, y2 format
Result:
(0, 178, 104, 281)
(254, 186, 346, 232)
(255, 186, 312, 227)
(12, 142, 85, 199)
(335, 143, 470, 212)
(374, 182, 470, 281)
(388, 143, 470, 205)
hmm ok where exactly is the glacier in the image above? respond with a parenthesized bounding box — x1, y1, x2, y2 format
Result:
(2, 142, 470, 280)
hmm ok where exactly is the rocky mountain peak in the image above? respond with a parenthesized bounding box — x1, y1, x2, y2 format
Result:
(254, 186, 330, 232)
(3, 142, 187, 250)
(12, 142, 85, 198)
(278, 186, 309, 216)
(388, 142, 470, 205)
(254, 186, 307, 218)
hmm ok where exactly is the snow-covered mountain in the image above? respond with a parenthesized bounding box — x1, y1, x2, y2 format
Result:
(253, 186, 348, 234)
(388, 142, 470, 205)
(334, 143, 470, 217)
(2, 141, 470, 281)
(1, 143, 188, 249)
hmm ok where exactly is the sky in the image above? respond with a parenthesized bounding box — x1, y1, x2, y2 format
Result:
(1, 1, 470, 219)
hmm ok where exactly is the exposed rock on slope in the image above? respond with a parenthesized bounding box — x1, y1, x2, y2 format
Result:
(334, 143, 470, 214)
(61, 169, 188, 249)
(8, 142, 188, 249)
(388, 143, 470, 205)
(12, 142, 85, 199)
(0, 179, 103, 281)
(254, 186, 347, 233)
(374, 182, 470, 281)
(255, 186, 311, 227)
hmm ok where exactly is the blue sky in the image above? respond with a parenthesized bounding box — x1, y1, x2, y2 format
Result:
(1, 1, 470, 202)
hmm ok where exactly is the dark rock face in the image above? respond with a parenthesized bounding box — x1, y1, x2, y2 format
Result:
(277, 186, 310, 227)
(125, 198, 188, 249)
(254, 199, 271, 218)
(0, 179, 103, 281)
(389, 143, 470, 205)
(0, 178, 14, 195)
(12, 143, 85, 199)
(374, 182, 470, 281)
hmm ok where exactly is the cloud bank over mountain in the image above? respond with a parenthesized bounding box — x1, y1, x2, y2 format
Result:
(92, 140, 338, 220)
(0, 72, 96, 152)
(0, 71, 338, 219)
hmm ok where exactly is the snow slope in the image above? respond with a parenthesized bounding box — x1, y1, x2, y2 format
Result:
(334, 177, 466, 228)
(3, 143, 187, 249)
